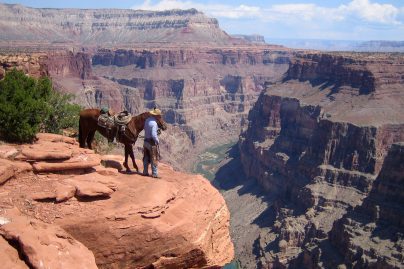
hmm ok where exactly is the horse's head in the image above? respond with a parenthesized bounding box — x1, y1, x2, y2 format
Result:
(156, 115, 168, 131)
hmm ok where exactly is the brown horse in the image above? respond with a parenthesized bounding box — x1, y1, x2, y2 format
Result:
(78, 109, 168, 173)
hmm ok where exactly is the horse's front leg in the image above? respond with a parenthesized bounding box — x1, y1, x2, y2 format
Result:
(129, 145, 139, 173)
(123, 144, 131, 173)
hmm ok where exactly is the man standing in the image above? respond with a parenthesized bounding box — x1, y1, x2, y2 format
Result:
(143, 108, 162, 178)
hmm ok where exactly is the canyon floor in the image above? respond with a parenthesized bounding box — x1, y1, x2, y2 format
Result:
(193, 143, 275, 268)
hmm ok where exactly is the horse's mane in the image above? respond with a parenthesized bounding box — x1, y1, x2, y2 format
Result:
(125, 112, 150, 136)
(132, 112, 150, 121)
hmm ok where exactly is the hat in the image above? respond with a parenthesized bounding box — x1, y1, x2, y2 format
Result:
(149, 108, 162, 116)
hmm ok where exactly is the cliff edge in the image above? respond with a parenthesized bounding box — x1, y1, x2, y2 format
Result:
(0, 133, 234, 268)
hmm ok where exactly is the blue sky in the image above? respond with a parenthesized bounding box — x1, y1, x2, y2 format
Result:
(2, 0, 404, 41)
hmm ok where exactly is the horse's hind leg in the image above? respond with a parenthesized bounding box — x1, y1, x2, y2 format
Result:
(128, 145, 139, 172)
(87, 130, 96, 150)
(123, 144, 131, 173)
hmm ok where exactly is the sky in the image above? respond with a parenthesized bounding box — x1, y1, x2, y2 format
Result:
(2, 0, 404, 41)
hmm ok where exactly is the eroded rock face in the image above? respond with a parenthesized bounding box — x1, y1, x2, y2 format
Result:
(0, 134, 234, 268)
(238, 52, 404, 268)
(0, 53, 48, 79)
(0, 3, 233, 45)
(46, 51, 92, 79)
(329, 143, 404, 269)
(83, 47, 291, 170)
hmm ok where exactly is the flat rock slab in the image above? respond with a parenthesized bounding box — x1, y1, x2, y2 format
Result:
(0, 158, 32, 175)
(36, 133, 76, 144)
(22, 148, 73, 161)
(65, 173, 117, 198)
(32, 153, 101, 172)
(0, 208, 98, 269)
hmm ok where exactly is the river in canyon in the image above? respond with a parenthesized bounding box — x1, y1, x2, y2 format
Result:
(192, 142, 273, 269)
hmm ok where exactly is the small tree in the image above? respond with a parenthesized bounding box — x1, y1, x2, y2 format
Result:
(0, 69, 82, 143)
(0, 69, 51, 142)
(43, 91, 81, 134)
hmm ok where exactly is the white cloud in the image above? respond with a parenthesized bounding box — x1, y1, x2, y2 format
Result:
(133, 0, 403, 25)
(340, 0, 401, 24)
(134, 0, 261, 19)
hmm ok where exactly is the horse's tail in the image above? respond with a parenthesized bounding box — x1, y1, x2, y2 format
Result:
(78, 116, 85, 148)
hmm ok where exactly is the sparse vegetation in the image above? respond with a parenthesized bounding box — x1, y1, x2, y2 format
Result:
(0, 69, 81, 143)
(43, 90, 81, 134)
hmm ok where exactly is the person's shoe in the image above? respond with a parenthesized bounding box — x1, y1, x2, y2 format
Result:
(152, 175, 161, 179)
(142, 172, 149, 177)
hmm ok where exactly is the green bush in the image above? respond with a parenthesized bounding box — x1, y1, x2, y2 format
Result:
(43, 91, 81, 134)
(0, 69, 81, 143)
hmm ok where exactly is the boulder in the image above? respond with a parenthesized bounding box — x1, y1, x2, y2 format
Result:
(0, 208, 98, 269)
(55, 183, 76, 202)
(0, 161, 15, 184)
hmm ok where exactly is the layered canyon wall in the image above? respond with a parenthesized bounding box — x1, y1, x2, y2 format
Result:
(330, 142, 404, 268)
(48, 47, 290, 170)
(0, 45, 291, 170)
(0, 3, 235, 45)
(238, 52, 404, 268)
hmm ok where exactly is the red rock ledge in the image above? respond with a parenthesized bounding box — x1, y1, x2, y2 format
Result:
(0, 133, 234, 268)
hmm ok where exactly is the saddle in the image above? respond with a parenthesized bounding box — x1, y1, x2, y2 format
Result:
(98, 110, 132, 142)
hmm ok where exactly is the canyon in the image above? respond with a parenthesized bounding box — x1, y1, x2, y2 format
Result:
(0, 46, 291, 170)
(237, 53, 404, 268)
(0, 3, 403, 269)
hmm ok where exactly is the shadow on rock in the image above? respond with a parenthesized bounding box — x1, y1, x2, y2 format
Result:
(212, 144, 248, 191)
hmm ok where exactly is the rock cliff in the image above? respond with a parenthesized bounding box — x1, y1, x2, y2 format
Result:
(0, 53, 48, 79)
(238, 52, 404, 267)
(0, 133, 234, 268)
(89, 47, 290, 170)
(330, 142, 404, 268)
(0, 3, 234, 45)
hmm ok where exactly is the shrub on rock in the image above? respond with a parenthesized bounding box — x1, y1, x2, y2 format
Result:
(0, 69, 51, 142)
(0, 69, 81, 143)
